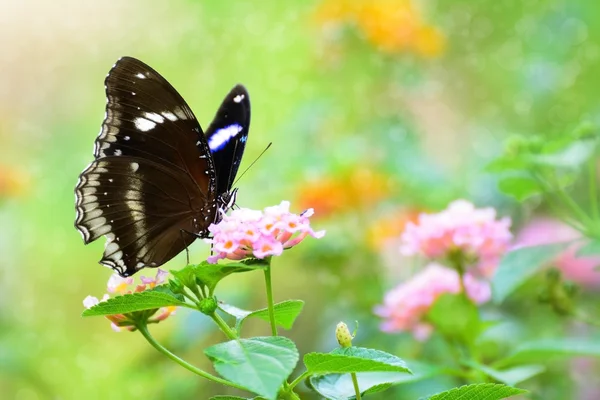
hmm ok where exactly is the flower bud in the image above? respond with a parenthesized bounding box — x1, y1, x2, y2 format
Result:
(199, 297, 218, 315)
(336, 322, 353, 348)
(168, 278, 185, 294)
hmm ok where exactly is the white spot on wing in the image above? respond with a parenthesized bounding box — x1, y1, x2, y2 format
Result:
(173, 106, 188, 120)
(144, 112, 165, 124)
(161, 111, 178, 121)
(208, 124, 243, 151)
(134, 118, 156, 132)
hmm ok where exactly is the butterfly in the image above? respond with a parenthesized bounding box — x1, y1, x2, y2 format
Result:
(75, 56, 250, 277)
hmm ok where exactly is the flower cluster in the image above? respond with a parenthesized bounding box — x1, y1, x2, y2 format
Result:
(401, 200, 512, 275)
(375, 263, 491, 340)
(83, 269, 176, 332)
(314, 0, 446, 57)
(205, 201, 325, 263)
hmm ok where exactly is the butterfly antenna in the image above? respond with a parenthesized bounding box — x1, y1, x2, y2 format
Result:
(232, 142, 272, 187)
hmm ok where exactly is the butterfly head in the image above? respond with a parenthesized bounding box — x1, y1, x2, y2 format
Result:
(219, 187, 239, 213)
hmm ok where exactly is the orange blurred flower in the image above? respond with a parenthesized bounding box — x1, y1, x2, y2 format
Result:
(315, 0, 445, 57)
(297, 168, 393, 217)
(366, 208, 421, 251)
(0, 165, 29, 198)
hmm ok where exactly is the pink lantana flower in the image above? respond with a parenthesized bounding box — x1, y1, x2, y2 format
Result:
(374, 263, 491, 340)
(204, 201, 325, 263)
(83, 268, 176, 332)
(401, 200, 512, 275)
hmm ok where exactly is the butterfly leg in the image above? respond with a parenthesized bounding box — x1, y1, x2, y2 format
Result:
(179, 229, 210, 265)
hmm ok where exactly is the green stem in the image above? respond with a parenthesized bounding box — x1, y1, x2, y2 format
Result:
(288, 371, 311, 390)
(532, 171, 587, 232)
(262, 258, 301, 399)
(555, 183, 594, 226)
(263, 257, 278, 336)
(279, 388, 302, 400)
(137, 323, 247, 391)
(188, 284, 204, 302)
(210, 312, 238, 340)
(351, 373, 362, 400)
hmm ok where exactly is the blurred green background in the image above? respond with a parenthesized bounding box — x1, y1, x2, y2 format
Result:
(2, 0, 600, 399)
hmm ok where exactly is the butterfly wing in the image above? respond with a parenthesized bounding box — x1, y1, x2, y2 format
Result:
(205, 84, 251, 196)
(75, 57, 217, 277)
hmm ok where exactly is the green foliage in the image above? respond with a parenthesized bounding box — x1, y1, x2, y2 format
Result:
(466, 362, 545, 386)
(305, 347, 411, 399)
(427, 293, 481, 345)
(497, 176, 541, 201)
(304, 347, 411, 375)
(81, 286, 185, 317)
(191, 260, 267, 295)
(492, 244, 568, 303)
(204, 337, 299, 400)
(421, 383, 527, 400)
(219, 300, 304, 332)
(489, 128, 599, 199)
(495, 338, 600, 368)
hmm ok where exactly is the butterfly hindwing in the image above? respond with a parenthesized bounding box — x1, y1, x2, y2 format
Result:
(75, 156, 212, 276)
(205, 84, 251, 195)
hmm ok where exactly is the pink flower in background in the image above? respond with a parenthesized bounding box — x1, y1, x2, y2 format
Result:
(375, 263, 491, 340)
(205, 201, 325, 263)
(83, 269, 176, 332)
(514, 217, 600, 288)
(401, 200, 512, 275)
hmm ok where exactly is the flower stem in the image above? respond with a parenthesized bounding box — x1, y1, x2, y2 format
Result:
(136, 323, 247, 391)
(210, 312, 238, 340)
(288, 371, 311, 390)
(263, 257, 278, 336)
(351, 373, 362, 400)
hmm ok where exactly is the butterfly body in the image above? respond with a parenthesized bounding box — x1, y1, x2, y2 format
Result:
(75, 57, 250, 277)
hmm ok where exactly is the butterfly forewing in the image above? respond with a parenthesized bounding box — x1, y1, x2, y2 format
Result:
(205, 85, 251, 195)
(75, 57, 219, 277)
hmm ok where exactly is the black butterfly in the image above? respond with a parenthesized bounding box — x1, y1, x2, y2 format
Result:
(75, 57, 250, 277)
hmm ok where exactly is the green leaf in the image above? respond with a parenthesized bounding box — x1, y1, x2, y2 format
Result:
(82, 287, 185, 317)
(495, 338, 600, 368)
(426, 293, 480, 344)
(204, 336, 298, 400)
(170, 265, 199, 291)
(308, 373, 397, 400)
(194, 261, 267, 294)
(465, 362, 544, 386)
(304, 347, 411, 375)
(497, 176, 541, 201)
(220, 300, 304, 332)
(492, 243, 567, 304)
(422, 383, 526, 400)
(308, 361, 439, 400)
(532, 139, 596, 169)
(485, 158, 529, 173)
(576, 239, 600, 257)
